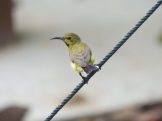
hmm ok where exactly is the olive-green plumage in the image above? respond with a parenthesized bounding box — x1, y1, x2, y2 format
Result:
(51, 33, 98, 79)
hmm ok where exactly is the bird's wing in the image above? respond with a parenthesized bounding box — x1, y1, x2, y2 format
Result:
(89, 51, 95, 65)
(70, 44, 91, 67)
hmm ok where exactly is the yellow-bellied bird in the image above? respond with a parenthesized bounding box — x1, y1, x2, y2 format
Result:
(51, 33, 99, 80)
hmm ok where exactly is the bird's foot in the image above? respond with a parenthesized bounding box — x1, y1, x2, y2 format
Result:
(79, 73, 88, 84)
(82, 77, 89, 84)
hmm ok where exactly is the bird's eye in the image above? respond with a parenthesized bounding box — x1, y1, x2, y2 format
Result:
(67, 37, 72, 40)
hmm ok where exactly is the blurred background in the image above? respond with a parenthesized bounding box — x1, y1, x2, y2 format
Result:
(0, 0, 162, 121)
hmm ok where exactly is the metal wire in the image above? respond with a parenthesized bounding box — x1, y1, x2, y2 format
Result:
(44, 1, 162, 121)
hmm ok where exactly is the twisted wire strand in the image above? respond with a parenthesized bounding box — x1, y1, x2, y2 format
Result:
(44, 1, 162, 121)
(97, 0, 162, 68)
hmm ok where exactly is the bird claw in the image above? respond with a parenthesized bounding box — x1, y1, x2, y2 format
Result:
(79, 64, 101, 84)
(82, 77, 89, 84)
(79, 73, 88, 84)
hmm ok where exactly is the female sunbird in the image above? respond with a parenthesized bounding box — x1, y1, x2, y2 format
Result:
(51, 33, 99, 80)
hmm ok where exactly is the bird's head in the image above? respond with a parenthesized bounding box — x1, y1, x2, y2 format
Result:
(51, 33, 81, 47)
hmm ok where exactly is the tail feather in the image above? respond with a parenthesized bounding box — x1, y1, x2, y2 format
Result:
(83, 65, 98, 74)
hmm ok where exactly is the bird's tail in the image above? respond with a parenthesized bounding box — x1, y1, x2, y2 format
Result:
(83, 65, 99, 74)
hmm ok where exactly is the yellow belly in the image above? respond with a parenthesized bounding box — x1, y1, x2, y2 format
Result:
(71, 62, 84, 73)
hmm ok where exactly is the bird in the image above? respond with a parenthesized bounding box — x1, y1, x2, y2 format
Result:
(51, 33, 99, 81)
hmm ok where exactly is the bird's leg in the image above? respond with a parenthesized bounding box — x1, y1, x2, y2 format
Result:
(79, 72, 88, 83)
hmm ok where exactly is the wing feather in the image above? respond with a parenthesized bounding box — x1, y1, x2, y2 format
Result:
(69, 44, 91, 67)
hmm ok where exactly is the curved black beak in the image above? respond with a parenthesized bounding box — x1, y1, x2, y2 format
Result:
(50, 37, 64, 40)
